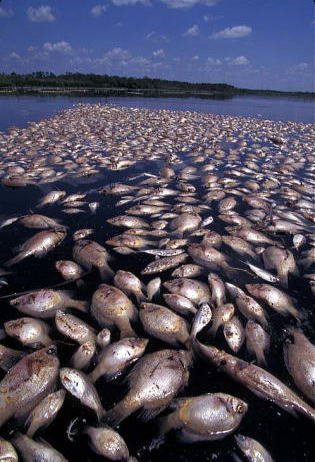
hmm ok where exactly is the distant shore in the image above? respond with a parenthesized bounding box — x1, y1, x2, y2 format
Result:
(0, 73, 313, 99)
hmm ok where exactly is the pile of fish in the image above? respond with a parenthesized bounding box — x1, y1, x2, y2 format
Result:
(0, 104, 314, 462)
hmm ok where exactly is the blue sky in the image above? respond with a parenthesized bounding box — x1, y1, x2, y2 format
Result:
(0, 0, 314, 91)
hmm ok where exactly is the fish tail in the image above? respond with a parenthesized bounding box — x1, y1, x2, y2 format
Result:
(278, 272, 288, 288)
(70, 299, 89, 313)
(25, 420, 37, 438)
(97, 406, 107, 422)
(256, 350, 267, 366)
(99, 264, 114, 282)
(118, 318, 136, 339)
(135, 291, 147, 304)
(4, 253, 24, 267)
(103, 396, 138, 427)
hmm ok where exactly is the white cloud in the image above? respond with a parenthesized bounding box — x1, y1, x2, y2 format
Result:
(145, 31, 169, 43)
(206, 57, 222, 66)
(212, 25, 252, 39)
(162, 0, 219, 8)
(230, 55, 250, 65)
(27, 5, 55, 23)
(153, 49, 165, 58)
(111, 0, 149, 5)
(91, 4, 107, 16)
(9, 52, 21, 60)
(43, 41, 72, 53)
(192, 55, 200, 61)
(183, 25, 200, 37)
(0, 7, 14, 18)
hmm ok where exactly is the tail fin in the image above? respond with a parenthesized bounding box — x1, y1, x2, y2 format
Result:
(4, 253, 24, 267)
(103, 396, 139, 427)
(118, 318, 136, 339)
(99, 264, 114, 282)
(69, 299, 89, 313)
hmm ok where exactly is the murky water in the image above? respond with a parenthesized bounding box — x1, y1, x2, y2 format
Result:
(0, 102, 314, 461)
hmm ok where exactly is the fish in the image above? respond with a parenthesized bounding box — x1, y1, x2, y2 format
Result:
(245, 320, 270, 365)
(283, 329, 315, 404)
(196, 341, 315, 422)
(25, 389, 66, 437)
(114, 270, 146, 303)
(146, 277, 161, 301)
(0, 346, 59, 428)
(5, 229, 66, 267)
(235, 434, 274, 462)
(91, 284, 138, 338)
(12, 433, 68, 462)
(4, 317, 52, 348)
(60, 368, 105, 420)
(141, 253, 188, 275)
(105, 349, 191, 426)
(89, 337, 148, 382)
(10, 289, 87, 318)
(0, 436, 18, 461)
(140, 303, 190, 347)
(160, 393, 247, 442)
(73, 239, 114, 280)
(85, 426, 130, 461)
(164, 278, 211, 305)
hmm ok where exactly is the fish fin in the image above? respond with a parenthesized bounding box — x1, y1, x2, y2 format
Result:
(140, 405, 167, 422)
(99, 264, 115, 282)
(69, 299, 89, 313)
(4, 253, 25, 267)
(118, 318, 137, 339)
(102, 396, 138, 427)
(135, 292, 147, 304)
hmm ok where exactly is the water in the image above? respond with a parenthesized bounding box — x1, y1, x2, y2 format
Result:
(0, 94, 314, 133)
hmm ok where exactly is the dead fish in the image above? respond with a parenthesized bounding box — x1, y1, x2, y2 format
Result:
(188, 243, 232, 273)
(60, 368, 105, 420)
(71, 340, 96, 370)
(10, 289, 87, 318)
(55, 260, 85, 282)
(223, 316, 245, 353)
(196, 342, 315, 423)
(55, 311, 96, 344)
(284, 329, 315, 404)
(222, 236, 258, 260)
(242, 261, 280, 284)
(0, 436, 18, 461)
(164, 278, 211, 305)
(73, 239, 114, 281)
(73, 228, 94, 240)
(106, 234, 155, 250)
(172, 264, 204, 279)
(163, 293, 197, 316)
(141, 253, 188, 275)
(107, 215, 150, 229)
(226, 283, 268, 327)
(245, 320, 270, 365)
(91, 284, 138, 338)
(208, 303, 235, 337)
(19, 214, 63, 230)
(89, 202, 99, 214)
(5, 229, 66, 267)
(36, 190, 66, 208)
(26, 389, 66, 437)
(12, 433, 68, 461)
(104, 349, 191, 426)
(84, 425, 130, 461)
(190, 303, 213, 339)
(160, 393, 247, 442)
(235, 434, 274, 462)
(208, 273, 226, 308)
(262, 246, 298, 287)
(89, 337, 148, 383)
(140, 303, 190, 347)
(114, 270, 146, 303)
(142, 249, 185, 257)
(146, 277, 161, 301)
(4, 317, 52, 348)
(245, 284, 302, 321)
(170, 213, 202, 236)
(96, 328, 111, 348)
(0, 346, 59, 428)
